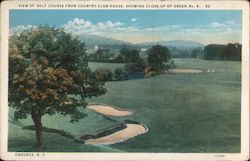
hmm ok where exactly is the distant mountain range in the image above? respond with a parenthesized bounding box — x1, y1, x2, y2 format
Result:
(79, 33, 205, 49)
(136, 40, 204, 49)
(78, 33, 205, 57)
(78, 34, 132, 47)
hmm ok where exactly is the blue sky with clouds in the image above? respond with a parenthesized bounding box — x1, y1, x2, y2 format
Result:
(10, 10, 242, 44)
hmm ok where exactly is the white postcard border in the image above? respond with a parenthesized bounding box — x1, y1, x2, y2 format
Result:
(1, 0, 249, 160)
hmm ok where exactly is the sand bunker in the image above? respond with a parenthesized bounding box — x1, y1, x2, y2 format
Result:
(84, 123, 148, 145)
(167, 68, 203, 74)
(87, 103, 133, 117)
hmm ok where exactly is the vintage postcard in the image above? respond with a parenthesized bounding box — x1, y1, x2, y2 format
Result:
(0, 0, 249, 160)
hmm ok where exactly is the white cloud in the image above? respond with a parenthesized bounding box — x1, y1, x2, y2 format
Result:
(226, 20, 236, 26)
(210, 22, 227, 28)
(143, 25, 182, 32)
(10, 19, 241, 45)
(106, 21, 123, 27)
(16, 18, 237, 45)
(131, 18, 137, 22)
(62, 18, 123, 35)
(10, 25, 37, 35)
(210, 21, 237, 29)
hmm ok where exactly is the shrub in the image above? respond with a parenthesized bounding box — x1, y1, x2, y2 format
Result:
(125, 63, 142, 72)
(95, 68, 112, 82)
(113, 68, 128, 81)
(144, 66, 158, 77)
(165, 60, 176, 71)
(109, 54, 126, 63)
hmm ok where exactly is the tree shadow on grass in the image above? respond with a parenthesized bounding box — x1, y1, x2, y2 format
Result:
(22, 126, 83, 143)
(9, 119, 25, 127)
(20, 115, 119, 144)
(127, 72, 144, 80)
(22, 120, 141, 145)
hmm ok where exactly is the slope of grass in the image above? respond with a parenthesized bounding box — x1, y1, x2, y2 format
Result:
(8, 58, 241, 152)
(8, 108, 125, 152)
(88, 58, 241, 152)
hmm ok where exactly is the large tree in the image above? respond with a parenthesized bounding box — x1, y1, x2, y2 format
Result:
(88, 48, 113, 62)
(119, 47, 146, 72)
(120, 47, 140, 63)
(9, 27, 106, 147)
(146, 45, 171, 71)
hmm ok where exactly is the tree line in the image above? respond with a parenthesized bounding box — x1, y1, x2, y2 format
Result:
(204, 43, 241, 61)
(90, 44, 175, 79)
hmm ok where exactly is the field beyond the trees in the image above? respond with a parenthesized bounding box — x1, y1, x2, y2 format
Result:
(8, 58, 241, 152)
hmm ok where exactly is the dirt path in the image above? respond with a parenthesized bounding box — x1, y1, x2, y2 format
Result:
(84, 123, 148, 145)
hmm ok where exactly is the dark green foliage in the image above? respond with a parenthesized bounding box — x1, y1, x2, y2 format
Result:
(222, 43, 241, 61)
(88, 48, 114, 62)
(165, 60, 176, 70)
(204, 44, 225, 60)
(204, 43, 241, 61)
(9, 27, 106, 121)
(191, 48, 203, 58)
(146, 45, 172, 71)
(109, 54, 126, 63)
(124, 62, 145, 73)
(9, 27, 106, 146)
(95, 68, 113, 82)
(113, 68, 128, 80)
(120, 47, 140, 63)
(120, 47, 146, 73)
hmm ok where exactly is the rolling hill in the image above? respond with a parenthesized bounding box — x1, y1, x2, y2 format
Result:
(137, 40, 204, 49)
(78, 34, 205, 57)
(78, 34, 132, 47)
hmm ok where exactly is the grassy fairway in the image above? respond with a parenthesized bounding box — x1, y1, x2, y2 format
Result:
(88, 62, 125, 71)
(8, 58, 241, 152)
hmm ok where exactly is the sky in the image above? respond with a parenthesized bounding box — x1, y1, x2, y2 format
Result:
(10, 10, 242, 44)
